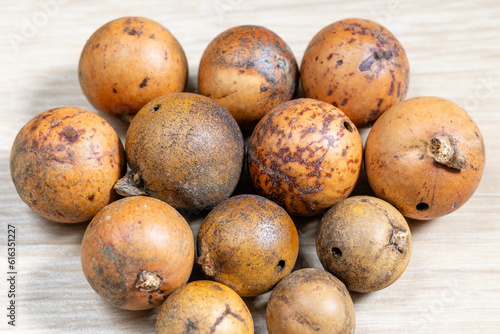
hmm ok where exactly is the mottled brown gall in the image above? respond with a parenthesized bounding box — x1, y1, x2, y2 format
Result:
(115, 92, 244, 211)
(300, 18, 410, 127)
(197, 194, 299, 297)
(364, 96, 486, 220)
(248, 98, 363, 216)
(198, 25, 298, 129)
(80, 196, 194, 310)
(10, 107, 125, 223)
(316, 196, 412, 293)
(156, 280, 254, 334)
(78, 17, 188, 119)
(266, 268, 355, 334)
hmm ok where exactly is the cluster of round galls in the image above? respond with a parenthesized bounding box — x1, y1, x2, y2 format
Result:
(10, 15, 485, 334)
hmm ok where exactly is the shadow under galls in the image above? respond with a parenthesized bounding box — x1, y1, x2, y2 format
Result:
(43, 216, 90, 242)
(349, 290, 371, 304)
(290, 213, 323, 272)
(185, 72, 199, 94)
(23, 205, 90, 245)
(406, 216, 435, 237)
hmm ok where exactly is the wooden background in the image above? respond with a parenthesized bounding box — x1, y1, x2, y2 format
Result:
(1, 0, 499, 333)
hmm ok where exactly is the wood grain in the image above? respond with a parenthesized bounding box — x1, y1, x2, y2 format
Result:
(1, 0, 499, 333)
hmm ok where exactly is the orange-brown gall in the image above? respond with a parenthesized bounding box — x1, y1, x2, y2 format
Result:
(248, 98, 363, 216)
(156, 281, 254, 334)
(266, 268, 355, 334)
(78, 17, 188, 119)
(80, 196, 195, 310)
(197, 194, 299, 297)
(198, 25, 298, 129)
(115, 92, 244, 211)
(316, 196, 412, 293)
(364, 96, 486, 220)
(300, 18, 409, 127)
(10, 107, 125, 223)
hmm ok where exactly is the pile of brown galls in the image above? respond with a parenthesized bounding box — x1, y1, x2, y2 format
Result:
(10, 16, 486, 333)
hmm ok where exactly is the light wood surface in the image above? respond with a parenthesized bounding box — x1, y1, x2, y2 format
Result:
(1, 1, 499, 333)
